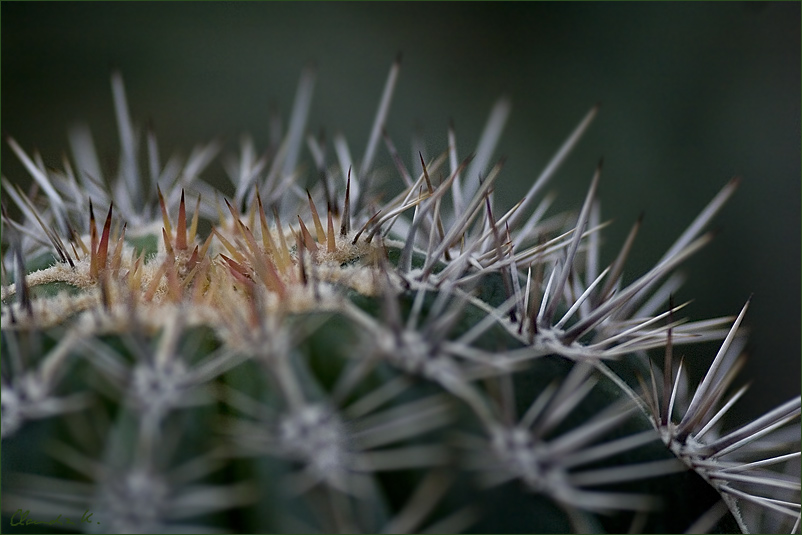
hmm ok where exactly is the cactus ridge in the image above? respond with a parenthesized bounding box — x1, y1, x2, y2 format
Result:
(1, 61, 799, 533)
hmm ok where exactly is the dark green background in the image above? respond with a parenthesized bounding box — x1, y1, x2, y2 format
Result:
(2, 2, 799, 420)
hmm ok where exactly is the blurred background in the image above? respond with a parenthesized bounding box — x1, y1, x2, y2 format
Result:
(2, 2, 799, 420)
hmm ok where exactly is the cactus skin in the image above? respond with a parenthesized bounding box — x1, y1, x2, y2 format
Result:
(1, 61, 799, 534)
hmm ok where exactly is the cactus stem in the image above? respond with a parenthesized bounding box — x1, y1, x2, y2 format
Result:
(2, 62, 797, 535)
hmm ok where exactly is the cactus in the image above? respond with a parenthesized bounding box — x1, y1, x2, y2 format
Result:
(1, 60, 799, 534)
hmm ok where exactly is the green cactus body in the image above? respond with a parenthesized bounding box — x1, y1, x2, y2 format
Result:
(2, 62, 799, 534)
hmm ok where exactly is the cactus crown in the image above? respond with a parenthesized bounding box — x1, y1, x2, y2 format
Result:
(2, 60, 799, 534)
